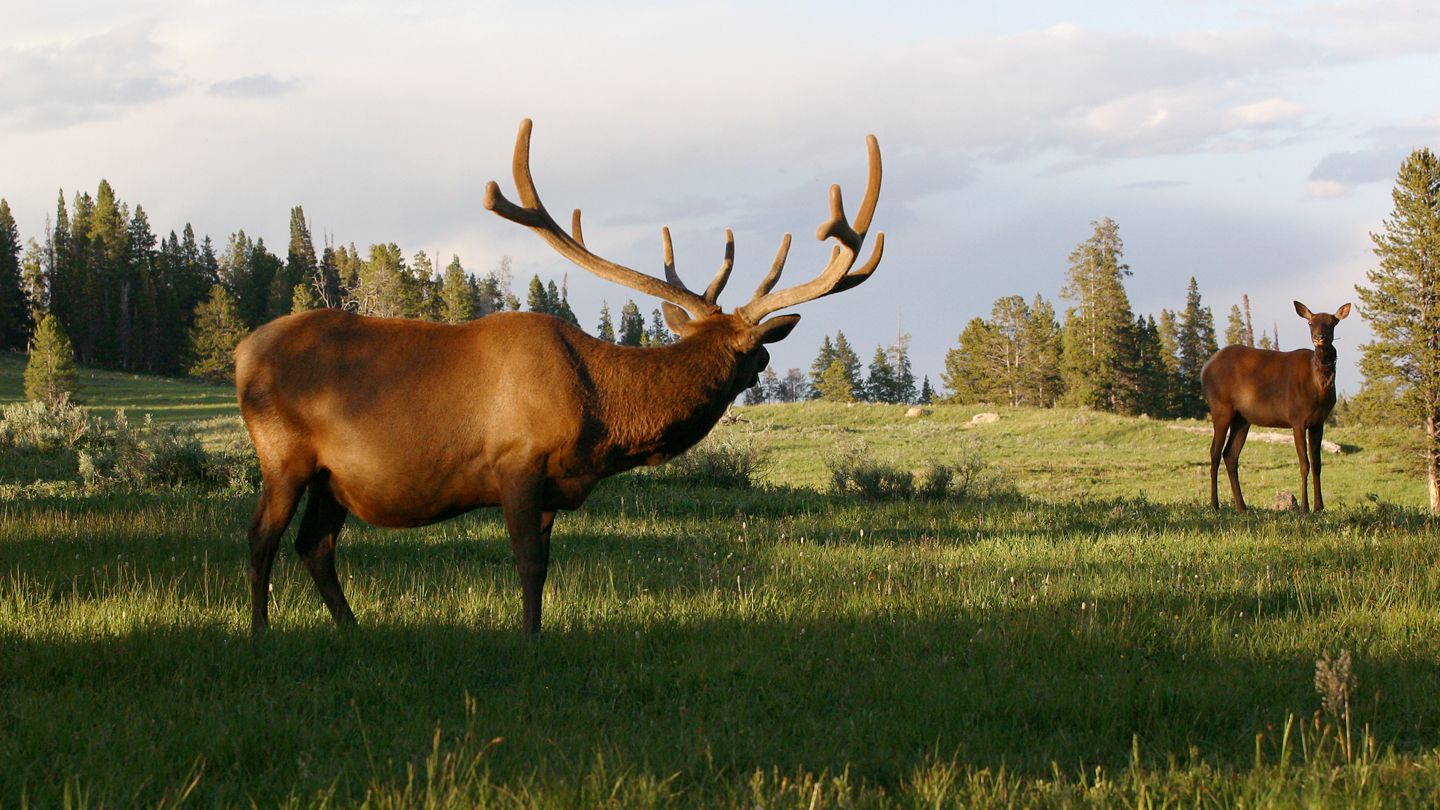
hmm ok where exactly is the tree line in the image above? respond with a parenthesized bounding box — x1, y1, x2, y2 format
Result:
(936, 217, 1233, 420)
(0, 181, 707, 383)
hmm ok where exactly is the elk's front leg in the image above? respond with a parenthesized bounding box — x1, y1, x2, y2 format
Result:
(1309, 426, 1325, 512)
(1292, 426, 1311, 512)
(501, 475, 555, 634)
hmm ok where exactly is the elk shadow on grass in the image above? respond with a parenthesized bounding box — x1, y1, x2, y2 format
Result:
(6, 592, 1440, 806)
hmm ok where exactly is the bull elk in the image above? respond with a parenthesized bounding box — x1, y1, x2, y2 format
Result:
(1201, 301, 1351, 512)
(236, 119, 884, 634)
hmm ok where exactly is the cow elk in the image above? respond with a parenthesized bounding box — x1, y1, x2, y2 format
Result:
(1201, 301, 1351, 512)
(235, 119, 884, 634)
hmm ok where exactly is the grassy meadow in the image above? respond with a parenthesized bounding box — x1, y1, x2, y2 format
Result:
(3, 353, 1440, 807)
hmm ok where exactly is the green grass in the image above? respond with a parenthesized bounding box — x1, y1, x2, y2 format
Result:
(0, 351, 237, 426)
(731, 401, 1427, 508)
(4, 358, 1440, 807)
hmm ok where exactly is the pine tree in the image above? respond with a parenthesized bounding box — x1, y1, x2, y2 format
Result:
(316, 245, 342, 308)
(832, 331, 862, 394)
(817, 358, 857, 402)
(864, 345, 897, 402)
(0, 199, 30, 350)
(290, 282, 320, 313)
(1174, 277, 1218, 418)
(918, 376, 935, 405)
(1060, 218, 1136, 412)
(88, 180, 130, 367)
(618, 299, 644, 346)
(1356, 147, 1440, 511)
(596, 302, 616, 342)
(1129, 315, 1172, 417)
(645, 308, 674, 346)
(526, 275, 552, 314)
(24, 313, 77, 404)
(942, 317, 999, 403)
(188, 285, 249, 382)
(286, 206, 319, 306)
(126, 206, 161, 370)
(1242, 294, 1256, 346)
(808, 335, 835, 398)
(1224, 304, 1246, 346)
(440, 255, 473, 324)
(408, 250, 439, 320)
(1022, 295, 1064, 407)
(351, 243, 410, 318)
(552, 277, 580, 326)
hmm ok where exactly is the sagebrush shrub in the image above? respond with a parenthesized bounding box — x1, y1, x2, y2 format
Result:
(76, 411, 252, 492)
(655, 434, 769, 489)
(829, 443, 1004, 502)
(0, 395, 91, 452)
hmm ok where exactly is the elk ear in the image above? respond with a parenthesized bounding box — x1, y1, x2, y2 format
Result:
(1334, 303, 1352, 320)
(753, 314, 801, 345)
(1293, 301, 1314, 320)
(662, 302, 693, 336)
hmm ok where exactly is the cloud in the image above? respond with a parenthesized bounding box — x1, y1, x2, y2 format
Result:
(0, 25, 182, 131)
(207, 74, 299, 100)
(1307, 120, 1440, 196)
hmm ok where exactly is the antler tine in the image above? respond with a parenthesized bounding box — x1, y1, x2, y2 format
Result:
(662, 226, 736, 307)
(703, 229, 735, 305)
(571, 209, 585, 247)
(736, 134, 883, 323)
(661, 227, 688, 291)
(819, 232, 884, 299)
(484, 119, 717, 318)
(754, 234, 792, 299)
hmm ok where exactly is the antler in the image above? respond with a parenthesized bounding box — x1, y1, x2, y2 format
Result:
(483, 119, 720, 318)
(735, 134, 884, 323)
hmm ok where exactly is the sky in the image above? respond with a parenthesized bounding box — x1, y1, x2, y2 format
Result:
(4, 0, 1439, 395)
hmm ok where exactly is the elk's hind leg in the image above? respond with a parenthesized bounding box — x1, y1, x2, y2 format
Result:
(1222, 417, 1251, 512)
(1208, 409, 1231, 509)
(248, 471, 307, 634)
(294, 477, 355, 625)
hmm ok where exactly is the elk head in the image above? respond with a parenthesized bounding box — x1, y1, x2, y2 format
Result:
(1294, 301, 1351, 350)
(482, 119, 884, 381)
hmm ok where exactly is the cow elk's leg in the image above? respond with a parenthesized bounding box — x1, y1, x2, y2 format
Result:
(1208, 410, 1232, 510)
(294, 479, 355, 625)
(1222, 418, 1251, 512)
(1309, 426, 1325, 512)
(501, 476, 554, 634)
(248, 474, 306, 634)
(1292, 426, 1311, 512)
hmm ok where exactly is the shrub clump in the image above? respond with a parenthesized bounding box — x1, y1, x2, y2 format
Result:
(2, 399, 258, 492)
(77, 411, 256, 491)
(655, 434, 769, 489)
(828, 444, 1003, 501)
(0, 395, 91, 452)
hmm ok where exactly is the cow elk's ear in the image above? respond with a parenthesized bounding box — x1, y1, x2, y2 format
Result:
(1294, 301, 1314, 320)
(662, 302, 693, 336)
(1335, 303, 1352, 320)
(753, 314, 801, 345)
